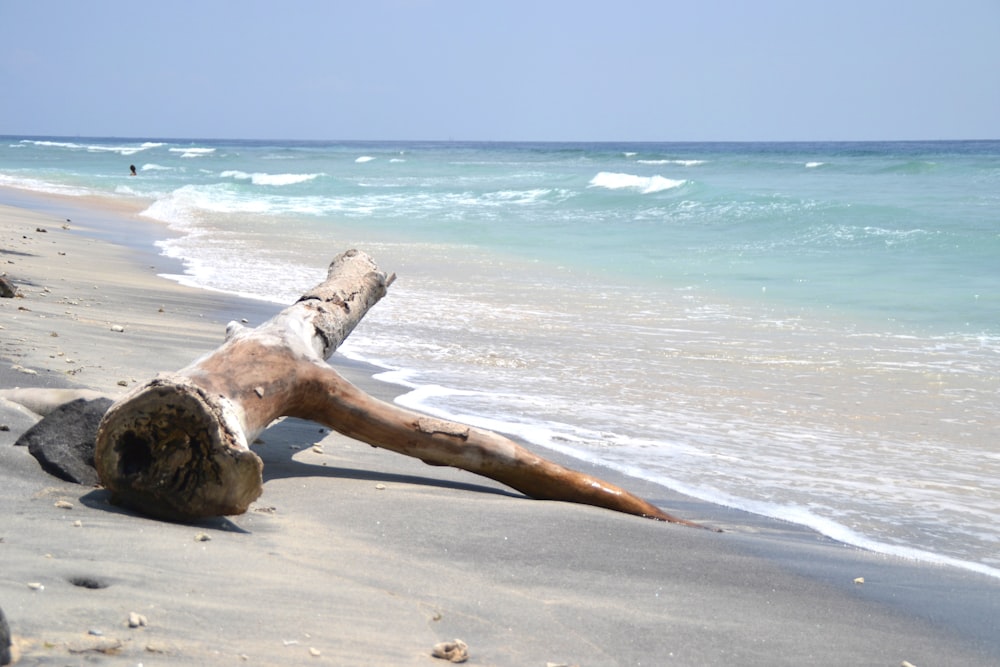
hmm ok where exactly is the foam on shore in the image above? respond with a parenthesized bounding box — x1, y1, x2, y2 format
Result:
(2, 190, 1000, 665)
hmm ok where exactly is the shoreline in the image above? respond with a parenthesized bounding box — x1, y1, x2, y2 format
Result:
(0, 187, 393, 395)
(2, 190, 999, 664)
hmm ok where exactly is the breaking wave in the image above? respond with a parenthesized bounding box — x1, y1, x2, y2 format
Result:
(220, 170, 322, 186)
(588, 171, 686, 194)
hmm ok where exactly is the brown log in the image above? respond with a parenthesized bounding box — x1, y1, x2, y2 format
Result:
(95, 249, 703, 527)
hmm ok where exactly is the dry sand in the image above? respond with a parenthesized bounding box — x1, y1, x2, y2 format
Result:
(1, 189, 999, 666)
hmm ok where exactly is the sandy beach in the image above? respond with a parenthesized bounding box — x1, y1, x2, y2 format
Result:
(2, 190, 999, 666)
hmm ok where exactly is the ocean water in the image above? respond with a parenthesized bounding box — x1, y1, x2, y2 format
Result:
(2, 136, 999, 577)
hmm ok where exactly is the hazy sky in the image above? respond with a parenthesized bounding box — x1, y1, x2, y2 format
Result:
(1, 1, 997, 142)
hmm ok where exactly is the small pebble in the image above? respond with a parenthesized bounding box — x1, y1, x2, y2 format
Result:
(110, 324, 125, 333)
(309, 647, 321, 657)
(54, 500, 74, 510)
(311, 445, 324, 454)
(375, 483, 386, 490)
(27, 582, 43, 590)
(128, 612, 148, 628)
(853, 577, 865, 584)
(194, 532, 211, 542)
(432, 638, 469, 663)
(72, 520, 83, 527)
(88, 628, 103, 636)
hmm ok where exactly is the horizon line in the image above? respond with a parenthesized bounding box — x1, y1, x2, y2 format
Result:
(3, 133, 999, 145)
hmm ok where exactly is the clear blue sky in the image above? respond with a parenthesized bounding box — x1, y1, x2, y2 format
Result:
(1, 1, 997, 142)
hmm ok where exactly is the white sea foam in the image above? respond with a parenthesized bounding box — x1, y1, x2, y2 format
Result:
(139, 183, 345, 225)
(637, 474, 1000, 580)
(17, 139, 163, 156)
(481, 188, 555, 205)
(95, 143, 156, 156)
(112, 141, 165, 155)
(637, 159, 705, 166)
(10, 137, 997, 579)
(113, 184, 146, 197)
(861, 225, 928, 240)
(805, 161, 825, 168)
(355, 156, 376, 163)
(18, 140, 80, 149)
(0, 173, 94, 197)
(367, 335, 1000, 581)
(380, 363, 1000, 581)
(141, 163, 172, 171)
(140, 184, 262, 224)
(588, 171, 686, 194)
(812, 224, 930, 247)
(16, 139, 83, 149)
(169, 147, 216, 158)
(221, 170, 321, 186)
(684, 486, 1000, 579)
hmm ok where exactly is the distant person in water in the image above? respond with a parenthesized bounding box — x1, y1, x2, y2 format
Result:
(129, 164, 137, 176)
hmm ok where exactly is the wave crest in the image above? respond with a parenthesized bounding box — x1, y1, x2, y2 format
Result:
(18, 139, 164, 156)
(588, 171, 686, 194)
(169, 147, 216, 158)
(636, 159, 705, 167)
(221, 170, 321, 186)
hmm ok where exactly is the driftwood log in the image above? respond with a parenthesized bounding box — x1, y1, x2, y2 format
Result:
(94, 250, 701, 526)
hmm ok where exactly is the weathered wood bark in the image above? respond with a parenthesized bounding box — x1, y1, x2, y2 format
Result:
(95, 249, 702, 526)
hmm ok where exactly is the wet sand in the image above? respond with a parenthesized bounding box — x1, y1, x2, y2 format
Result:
(1, 190, 998, 665)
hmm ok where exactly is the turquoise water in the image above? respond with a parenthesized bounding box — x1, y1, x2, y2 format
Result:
(2, 137, 999, 576)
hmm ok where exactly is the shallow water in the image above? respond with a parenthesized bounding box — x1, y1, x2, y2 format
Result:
(2, 136, 998, 577)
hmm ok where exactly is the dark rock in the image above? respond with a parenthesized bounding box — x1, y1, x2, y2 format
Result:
(1, 605, 10, 666)
(15, 397, 113, 485)
(0, 275, 17, 298)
